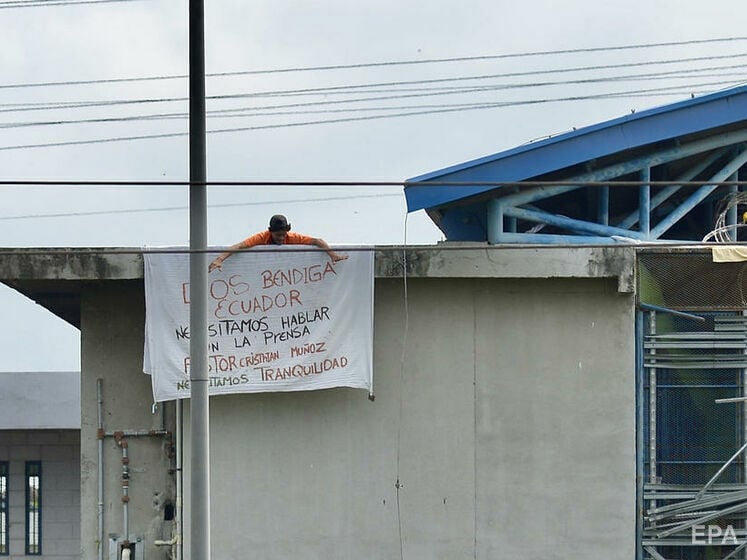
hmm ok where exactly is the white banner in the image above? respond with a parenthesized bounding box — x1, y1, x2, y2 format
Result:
(143, 247, 374, 402)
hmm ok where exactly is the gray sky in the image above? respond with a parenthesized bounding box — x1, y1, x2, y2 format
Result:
(2, 0, 747, 371)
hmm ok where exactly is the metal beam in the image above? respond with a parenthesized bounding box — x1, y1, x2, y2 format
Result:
(553, 128, 747, 185)
(644, 546, 668, 560)
(598, 185, 609, 226)
(617, 147, 728, 230)
(503, 205, 648, 239)
(484, 231, 626, 244)
(651, 147, 747, 238)
(487, 132, 747, 244)
(640, 167, 651, 238)
(656, 500, 747, 538)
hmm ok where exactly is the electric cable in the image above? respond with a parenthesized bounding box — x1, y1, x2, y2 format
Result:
(2, 52, 746, 115)
(1, 36, 745, 90)
(0, 193, 401, 221)
(0, 0, 139, 8)
(1, 82, 743, 152)
(2, 68, 745, 130)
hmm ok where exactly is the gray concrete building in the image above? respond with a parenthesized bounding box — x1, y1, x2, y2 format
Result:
(0, 371, 81, 559)
(0, 245, 638, 560)
(4, 85, 747, 560)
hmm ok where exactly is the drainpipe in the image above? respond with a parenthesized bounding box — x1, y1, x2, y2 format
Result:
(97, 379, 105, 560)
(117, 436, 130, 548)
(108, 429, 173, 545)
(98, 383, 173, 558)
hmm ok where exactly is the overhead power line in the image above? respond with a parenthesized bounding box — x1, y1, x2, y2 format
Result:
(2, 52, 746, 116)
(0, 193, 402, 221)
(1, 69, 744, 130)
(0, 43, 745, 151)
(0, 0, 139, 8)
(1, 36, 746, 90)
(0, 82, 740, 151)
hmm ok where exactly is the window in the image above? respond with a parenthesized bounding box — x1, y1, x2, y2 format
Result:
(25, 462, 41, 555)
(0, 462, 7, 555)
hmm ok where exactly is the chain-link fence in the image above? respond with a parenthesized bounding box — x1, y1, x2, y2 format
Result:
(640, 250, 747, 560)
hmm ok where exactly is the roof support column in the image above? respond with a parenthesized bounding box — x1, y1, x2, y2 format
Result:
(639, 167, 651, 239)
(487, 199, 505, 244)
(598, 185, 610, 226)
(617, 147, 728, 230)
(727, 173, 738, 238)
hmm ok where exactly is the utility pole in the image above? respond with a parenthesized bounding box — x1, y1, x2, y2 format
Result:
(189, 0, 210, 558)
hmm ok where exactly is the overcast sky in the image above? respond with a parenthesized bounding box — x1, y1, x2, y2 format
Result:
(2, 0, 747, 372)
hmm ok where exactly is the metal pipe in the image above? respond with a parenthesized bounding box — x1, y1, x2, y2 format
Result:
(651, 147, 747, 238)
(639, 167, 651, 238)
(648, 311, 658, 515)
(635, 310, 644, 560)
(728, 174, 738, 236)
(105, 430, 170, 438)
(487, 199, 504, 243)
(503, 205, 648, 239)
(189, 0, 210, 558)
(696, 440, 747, 499)
(722, 540, 747, 560)
(97, 379, 104, 560)
(656, 499, 747, 538)
(637, 303, 706, 322)
(176, 399, 183, 560)
(487, 231, 630, 244)
(617, 147, 728, 229)
(598, 185, 609, 226)
(743, 310, 747, 492)
(121, 440, 130, 543)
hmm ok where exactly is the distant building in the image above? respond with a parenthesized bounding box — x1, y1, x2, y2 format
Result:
(0, 371, 80, 559)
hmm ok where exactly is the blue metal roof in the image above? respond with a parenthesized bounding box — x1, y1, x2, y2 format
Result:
(405, 84, 747, 213)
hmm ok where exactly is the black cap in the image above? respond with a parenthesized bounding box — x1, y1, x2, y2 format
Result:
(268, 214, 291, 232)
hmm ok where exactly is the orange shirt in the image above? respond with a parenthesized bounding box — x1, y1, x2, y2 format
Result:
(240, 230, 315, 248)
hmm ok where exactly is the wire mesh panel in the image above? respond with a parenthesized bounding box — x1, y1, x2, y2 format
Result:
(640, 250, 747, 560)
(639, 251, 747, 311)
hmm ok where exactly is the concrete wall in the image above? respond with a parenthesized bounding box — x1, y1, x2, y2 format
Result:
(182, 276, 636, 559)
(0, 372, 80, 429)
(34, 246, 636, 559)
(0, 430, 80, 559)
(80, 282, 176, 560)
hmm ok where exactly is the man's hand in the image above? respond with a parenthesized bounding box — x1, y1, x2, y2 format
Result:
(329, 252, 348, 263)
(208, 259, 223, 273)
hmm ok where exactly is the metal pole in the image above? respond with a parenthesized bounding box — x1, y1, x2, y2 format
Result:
(639, 167, 650, 238)
(743, 311, 747, 494)
(189, 0, 210, 558)
(635, 310, 644, 560)
(648, 311, 657, 508)
(97, 379, 104, 560)
(598, 185, 609, 226)
(727, 173, 738, 239)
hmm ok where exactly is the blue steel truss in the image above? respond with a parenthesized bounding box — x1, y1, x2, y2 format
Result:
(406, 85, 747, 244)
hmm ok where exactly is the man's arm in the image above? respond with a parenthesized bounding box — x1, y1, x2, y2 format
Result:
(312, 238, 348, 262)
(208, 241, 245, 272)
